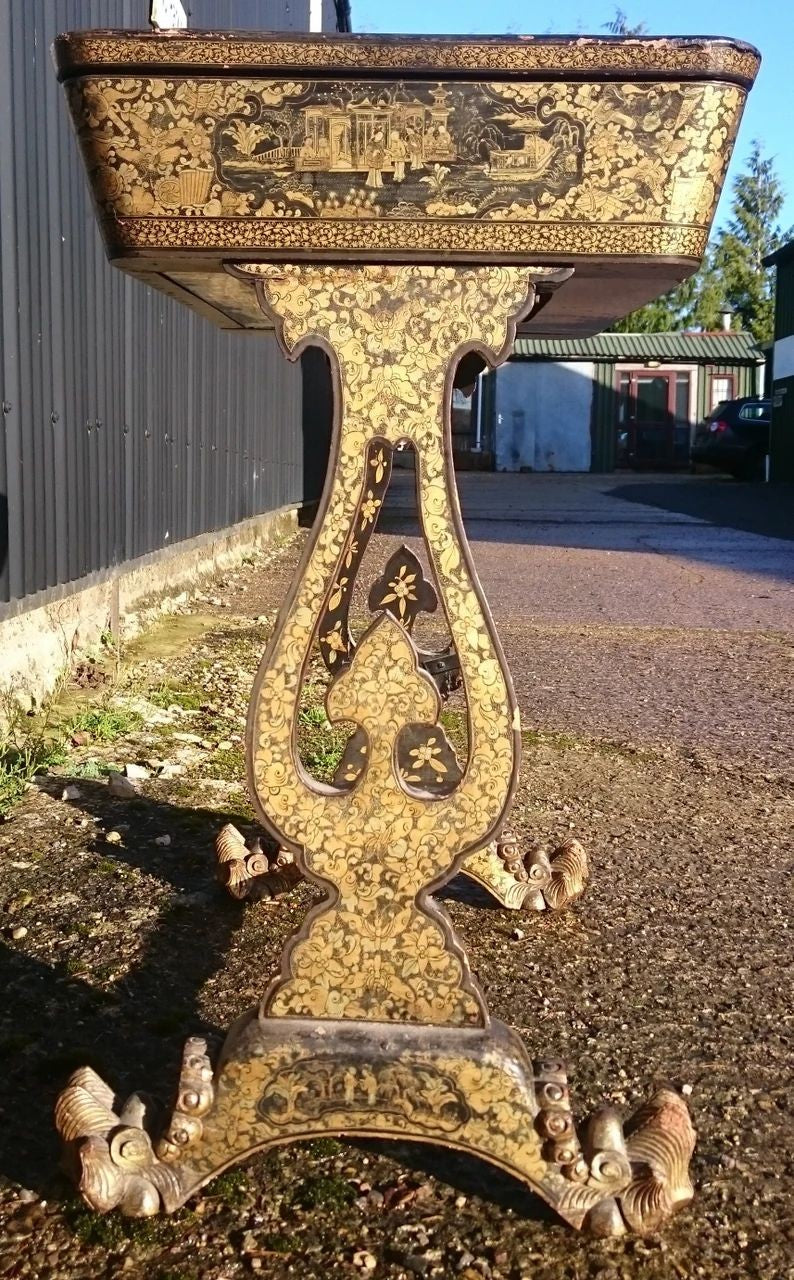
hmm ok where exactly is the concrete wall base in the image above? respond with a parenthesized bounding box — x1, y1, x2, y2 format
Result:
(0, 504, 301, 720)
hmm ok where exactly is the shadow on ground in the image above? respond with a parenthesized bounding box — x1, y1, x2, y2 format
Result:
(608, 479, 794, 541)
(0, 778, 249, 1197)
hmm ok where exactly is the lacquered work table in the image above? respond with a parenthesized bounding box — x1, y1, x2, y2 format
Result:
(52, 29, 757, 1235)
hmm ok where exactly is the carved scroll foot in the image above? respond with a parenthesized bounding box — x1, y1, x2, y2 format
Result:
(459, 834, 589, 912)
(215, 823, 303, 901)
(54, 1037, 217, 1215)
(582, 1087, 697, 1236)
(525, 836, 589, 911)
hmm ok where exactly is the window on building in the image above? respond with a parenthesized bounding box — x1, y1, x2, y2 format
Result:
(710, 374, 734, 410)
(674, 373, 691, 424)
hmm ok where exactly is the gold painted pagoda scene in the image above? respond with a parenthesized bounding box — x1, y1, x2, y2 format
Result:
(71, 73, 739, 232)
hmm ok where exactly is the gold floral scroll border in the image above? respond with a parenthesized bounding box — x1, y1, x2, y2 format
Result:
(106, 216, 709, 258)
(55, 34, 760, 85)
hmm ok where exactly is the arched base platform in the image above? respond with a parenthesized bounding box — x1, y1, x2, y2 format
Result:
(56, 1010, 695, 1238)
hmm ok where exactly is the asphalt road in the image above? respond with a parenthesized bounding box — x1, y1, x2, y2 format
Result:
(378, 472, 794, 770)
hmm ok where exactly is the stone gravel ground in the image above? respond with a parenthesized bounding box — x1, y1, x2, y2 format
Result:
(0, 479, 791, 1280)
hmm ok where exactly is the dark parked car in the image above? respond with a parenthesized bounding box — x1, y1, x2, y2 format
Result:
(690, 396, 771, 480)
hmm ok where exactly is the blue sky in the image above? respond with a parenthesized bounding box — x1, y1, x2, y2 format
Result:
(350, 0, 794, 236)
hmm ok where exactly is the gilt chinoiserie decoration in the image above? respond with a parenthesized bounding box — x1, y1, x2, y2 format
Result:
(53, 29, 758, 1236)
(55, 30, 758, 333)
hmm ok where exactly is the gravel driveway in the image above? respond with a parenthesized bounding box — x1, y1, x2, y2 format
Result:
(0, 473, 790, 1279)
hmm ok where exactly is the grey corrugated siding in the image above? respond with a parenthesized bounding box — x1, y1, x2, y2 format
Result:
(0, 0, 339, 614)
(513, 332, 764, 363)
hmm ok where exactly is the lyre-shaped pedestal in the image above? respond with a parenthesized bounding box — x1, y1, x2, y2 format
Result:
(55, 264, 694, 1236)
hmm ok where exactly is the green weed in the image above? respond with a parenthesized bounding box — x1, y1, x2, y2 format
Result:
(69, 707, 141, 742)
(71, 758, 120, 779)
(205, 1167, 251, 1208)
(292, 1173, 356, 1211)
(0, 739, 67, 818)
(149, 684, 204, 712)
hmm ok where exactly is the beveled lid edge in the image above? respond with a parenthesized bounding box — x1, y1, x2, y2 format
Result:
(52, 30, 761, 88)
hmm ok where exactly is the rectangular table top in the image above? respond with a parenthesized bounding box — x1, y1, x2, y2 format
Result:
(53, 31, 759, 334)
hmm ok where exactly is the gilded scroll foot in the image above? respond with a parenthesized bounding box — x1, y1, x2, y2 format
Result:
(215, 823, 302, 901)
(525, 836, 589, 911)
(215, 825, 590, 915)
(459, 834, 589, 912)
(53, 1037, 217, 1215)
(582, 1088, 697, 1236)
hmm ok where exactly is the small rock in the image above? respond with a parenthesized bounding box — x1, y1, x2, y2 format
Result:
(173, 732, 202, 744)
(16, 1188, 38, 1204)
(124, 763, 151, 781)
(511, 927, 525, 941)
(353, 1251, 377, 1273)
(105, 830, 123, 845)
(403, 1256, 430, 1278)
(154, 834, 172, 847)
(217, 740, 234, 751)
(11, 926, 28, 941)
(61, 784, 82, 801)
(71, 731, 91, 747)
(681, 1082, 693, 1096)
(108, 772, 139, 798)
(159, 762, 185, 778)
(454, 1194, 467, 1209)
(457, 1253, 475, 1272)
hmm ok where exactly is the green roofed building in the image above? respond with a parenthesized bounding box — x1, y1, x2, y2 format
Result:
(763, 240, 794, 482)
(460, 330, 765, 473)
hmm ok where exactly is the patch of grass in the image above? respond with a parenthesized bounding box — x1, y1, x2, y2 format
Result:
(299, 704, 328, 728)
(0, 739, 67, 817)
(71, 758, 120, 779)
(205, 1167, 251, 1208)
(65, 1202, 128, 1249)
(292, 1173, 357, 1211)
(149, 684, 204, 712)
(69, 706, 142, 743)
(522, 727, 642, 759)
(256, 1232, 299, 1254)
(303, 742, 345, 781)
(308, 1138, 343, 1157)
(210, 746, 246, 781)
(65, 1200, 191, 1250)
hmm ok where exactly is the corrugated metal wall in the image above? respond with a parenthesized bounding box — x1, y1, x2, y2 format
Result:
(590, 360, 617, 472)
(0, 0, 339, 616)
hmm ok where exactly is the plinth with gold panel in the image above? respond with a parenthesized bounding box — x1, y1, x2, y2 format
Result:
(52, 29, 758, 1234)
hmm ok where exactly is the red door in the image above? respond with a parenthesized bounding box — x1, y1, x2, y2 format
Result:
(616, 371, 691, 469)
